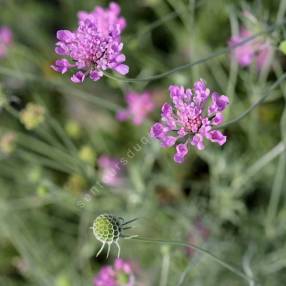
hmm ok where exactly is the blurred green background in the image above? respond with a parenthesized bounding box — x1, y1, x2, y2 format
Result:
(0, 0, 286, 285)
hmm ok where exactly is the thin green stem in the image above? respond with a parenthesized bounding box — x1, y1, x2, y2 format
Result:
(0, 21, 281, 88)
(232, 142, 285, 192)
(15, 132, 81, 173)
(104, 20, 286, 83)
(0, 67, 122, 112)
(131, 236, 254, 283)
(159, 247, 170, 286)
(15, 149, 74, 174)
(136, 10, 182, 41)
(47, 116, 78, 155)
(220, 73, 286, 129)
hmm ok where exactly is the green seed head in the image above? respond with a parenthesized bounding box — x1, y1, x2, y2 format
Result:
(93, 214, 121, 243)
(91, 214, 138, 258)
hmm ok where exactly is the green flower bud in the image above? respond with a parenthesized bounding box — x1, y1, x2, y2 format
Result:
(65, 120, 81, 139)
(78, 145, 96, 165)
(20, 103, 45, 130)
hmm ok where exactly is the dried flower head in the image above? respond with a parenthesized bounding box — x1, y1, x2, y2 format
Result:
(52, 2, 128, 83)
(91, 214, 137, 258)
(116, 91, 155, 125)
(20, 103, 45, 130)
(93, 258, 136, 286)
(150, 80, 229, 163)
(0, 26, 13, 59)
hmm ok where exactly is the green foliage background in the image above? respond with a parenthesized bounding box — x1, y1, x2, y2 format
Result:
(0, 0, 285, 285)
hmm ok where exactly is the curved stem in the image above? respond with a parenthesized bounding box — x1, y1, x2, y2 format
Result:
(220, 73, 286, 129)
(104, 20, 286, 83)
(131, 236, 255, 283)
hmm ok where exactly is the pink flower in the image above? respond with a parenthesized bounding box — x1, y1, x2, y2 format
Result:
(51, 2, 128, 83)
(116, 91, 155, 125)
(150, 80, 229, 163)
(93, 258, 136, 286)
(228, 27, 273, 70)
(0, 26, 13, 58)
(98, 155, 125, 187)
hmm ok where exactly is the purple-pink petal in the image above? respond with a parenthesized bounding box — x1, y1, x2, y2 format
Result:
(115, 54, 126, 63)
(211, 112, 224, 125)
(56, 30, 74, 42)
(161, 136, 177, 148)
(173, 143, 189, 163)
(71, 71, 85, 83)
(90, 70, 103, 81)
(51, 59, 71, 74)
(161, 103, 172, 116)
(207, 130, 226, 145)
(150, 123, 166, 139)
(176, 143, 188, 156)
(114, 64, 129, 75)
(208, 93, 229, 114)
(191, 133, 205, 150)
(174, 153, 186, 164)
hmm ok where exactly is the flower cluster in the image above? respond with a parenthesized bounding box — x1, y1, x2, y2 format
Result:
(116, 91, 155, 125)
(93, 258, 135, 286)
(98, 155, 125, 187)
(228, 12, 273, 70)
(150, 80, 229, 163)
(52, 2, 128, 83)
(0, 26, 13, 58)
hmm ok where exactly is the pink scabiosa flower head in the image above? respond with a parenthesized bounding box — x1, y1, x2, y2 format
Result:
(150, 80, 229, 164)
(0, 26, 13, 58)
(93, 258, 136, 286)
(228, 13, 274, 70)
(116, 91, 155, 125)
(98, 155, 125, 187)
(51, 2, 128, 83)
(228, 28, 255, 67)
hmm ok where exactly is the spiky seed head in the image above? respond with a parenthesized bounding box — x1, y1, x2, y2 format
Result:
(93, 214, 121, 243)
(91, 214, 138, 258)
